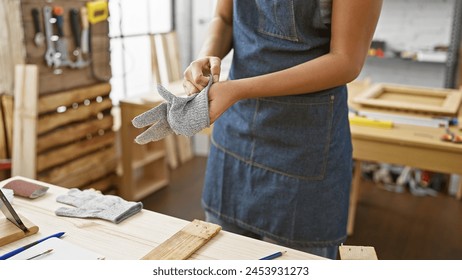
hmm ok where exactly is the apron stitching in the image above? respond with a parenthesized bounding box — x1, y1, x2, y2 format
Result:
(319, 95, 335, 177)
(211, 135, 324, 181)
(249, 99, 260, 161)
(202, 201, 347, 247)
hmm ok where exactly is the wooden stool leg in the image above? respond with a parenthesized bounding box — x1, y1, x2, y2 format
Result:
(347, 160, 362, 236)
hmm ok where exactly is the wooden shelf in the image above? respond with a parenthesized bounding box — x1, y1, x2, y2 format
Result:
(118, 98, 170, 201)
(132, 150, 166, 170)
(132, 177, 169, 201)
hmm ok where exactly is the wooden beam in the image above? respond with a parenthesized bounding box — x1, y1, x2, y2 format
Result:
(54, 157, 118, 189)
(12, 64, 38, 178)
(37, 98, 112, 135)
(37, 114, 113, 153)
(36, 131, 115, 172)
(38, 145, 116, 184)
(1, 95, 14, 158)
(38, 83, 111, 114)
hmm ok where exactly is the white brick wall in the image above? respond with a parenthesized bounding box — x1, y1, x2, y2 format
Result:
(359, 0, 456, 87)
(374, 0, 454, 52)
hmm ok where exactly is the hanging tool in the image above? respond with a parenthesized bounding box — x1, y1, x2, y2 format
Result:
(80, 6, 90, 56)
(52, 5, 74, 68)
(31, 8, 44, 47)
(86, 0, 109, 24)
(69, 8, 89, 69)
(42, 6, 60, 68)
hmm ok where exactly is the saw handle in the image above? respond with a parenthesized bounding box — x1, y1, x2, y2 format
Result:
(31, 8, 41, 34)
(69, 8, 81, 48)
(52, 6, 65, 37)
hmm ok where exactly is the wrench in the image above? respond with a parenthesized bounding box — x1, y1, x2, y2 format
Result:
(53, 5, 74, 68)
(43, 6, 60, 67)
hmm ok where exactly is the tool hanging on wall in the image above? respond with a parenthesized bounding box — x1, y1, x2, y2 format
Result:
(31, 8, 44, 47)
(69, 8, 89, 69)
(80, 7, 90, 57)
(42, 6, 61, 69)
(86, 0, 109, 24)
(81, 2, 111, 82)
(52, 5, 74, 68)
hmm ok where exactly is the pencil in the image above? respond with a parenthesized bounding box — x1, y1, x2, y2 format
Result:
(259, 251, 286, 260)
(27, 249, 53, 260)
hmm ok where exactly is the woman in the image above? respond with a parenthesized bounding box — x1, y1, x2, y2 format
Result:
(187, 0, 382, 259)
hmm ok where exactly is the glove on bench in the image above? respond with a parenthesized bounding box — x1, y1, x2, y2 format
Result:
(55, 188, 143, 224)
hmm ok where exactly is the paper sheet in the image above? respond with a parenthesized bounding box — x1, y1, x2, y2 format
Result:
(9, 237, 105, 260)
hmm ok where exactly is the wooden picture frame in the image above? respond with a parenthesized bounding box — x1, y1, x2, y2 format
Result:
(353, 83, 462, 116)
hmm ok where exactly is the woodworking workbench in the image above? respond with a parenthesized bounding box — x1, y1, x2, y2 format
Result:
(0, 176, 323, 260)
(347, 81, 462, 235)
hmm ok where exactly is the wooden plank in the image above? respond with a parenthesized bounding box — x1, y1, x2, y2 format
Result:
(38, 145, 116, 184)
(37, 114, 113, 153)
(141, 219, 222, 260)
(0, 215, 39, 247)
(165, 134, 179, 169)
(36, 131, 115, 172)
(0, 95, 8, 159)
(339, 245, 378, 260)
(1, 95, 14, 158)
(0, 0, 26, 96)
(163, 32, 182, 82)
(12, 64, 38, 178)
(37, 98, 112, 135)
(176, 135, 193, 164)
(54, 157, 118, 189)
(83, 173, 116, 193)
(38, 83, 111, 114)
(150, 35, 161, 85)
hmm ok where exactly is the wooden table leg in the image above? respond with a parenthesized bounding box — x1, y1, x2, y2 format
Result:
(456, 175, 462, 200)
(347, 160, 362, 236)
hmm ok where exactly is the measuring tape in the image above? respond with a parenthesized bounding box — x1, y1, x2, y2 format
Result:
(86, 0, 108, 24)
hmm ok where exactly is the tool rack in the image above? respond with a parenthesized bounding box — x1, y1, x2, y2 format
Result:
(1, 0, 117, 193)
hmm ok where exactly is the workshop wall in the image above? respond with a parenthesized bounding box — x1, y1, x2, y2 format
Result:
(1, 0, 117, 193)
(358, 0, 456, 87)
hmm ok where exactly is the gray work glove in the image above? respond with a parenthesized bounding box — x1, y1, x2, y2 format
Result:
(55, 188, 143, 224)
(132, 76, 213, 144)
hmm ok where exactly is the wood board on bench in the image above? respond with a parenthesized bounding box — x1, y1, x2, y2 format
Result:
(141, 219, 221, 260)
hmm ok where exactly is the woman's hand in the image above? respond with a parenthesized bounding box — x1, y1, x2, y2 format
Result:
(183, 56, 221, 95)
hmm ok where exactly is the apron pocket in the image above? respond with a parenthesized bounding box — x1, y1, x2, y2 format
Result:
(256, 0, 299, 42)
(251, 94, 334, 180)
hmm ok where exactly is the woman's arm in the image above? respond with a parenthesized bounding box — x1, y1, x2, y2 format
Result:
(183, 0, 233, 94)
(207, 0, 383, 122)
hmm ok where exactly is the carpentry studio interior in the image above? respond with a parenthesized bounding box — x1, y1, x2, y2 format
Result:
(0, 0, 461, 262)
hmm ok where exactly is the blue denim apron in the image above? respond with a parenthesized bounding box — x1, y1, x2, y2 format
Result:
(202, 0, 353, 247)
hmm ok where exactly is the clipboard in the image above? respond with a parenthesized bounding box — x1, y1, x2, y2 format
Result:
(0, 189, 39, 247)
(8, 237, 105, 260)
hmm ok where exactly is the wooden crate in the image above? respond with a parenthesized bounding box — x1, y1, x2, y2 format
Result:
(13, 73, 117, 192)
(8, 0, 116, 193)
